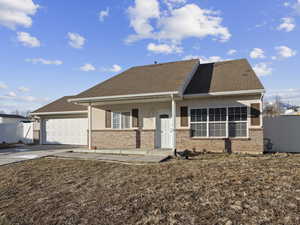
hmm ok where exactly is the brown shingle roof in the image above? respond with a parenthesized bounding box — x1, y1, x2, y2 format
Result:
(184, 59, 264, 95)
(32, 96, 86, 113)
(74, 59, 199, 99)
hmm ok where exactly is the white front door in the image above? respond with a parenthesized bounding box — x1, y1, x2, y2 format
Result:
(157, 114, 172, 149)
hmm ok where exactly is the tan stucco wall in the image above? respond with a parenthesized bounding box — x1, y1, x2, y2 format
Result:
(91, 94, 262, 130)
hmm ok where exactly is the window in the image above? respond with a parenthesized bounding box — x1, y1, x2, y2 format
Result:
(112, 112, 130, 129)
(228, 107, 247, 137)
(190, 106, 248, 138)
(190, 109, 207, 137)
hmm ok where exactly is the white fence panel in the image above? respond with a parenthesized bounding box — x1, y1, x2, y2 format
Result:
(264, 116, 300, 153)
(0, 122, 33, 144)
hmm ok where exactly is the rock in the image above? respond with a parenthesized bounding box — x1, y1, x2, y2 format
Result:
(230, 204, 243, 211)
(225, 220, 233, 225)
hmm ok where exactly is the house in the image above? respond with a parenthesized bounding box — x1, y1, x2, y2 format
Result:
(31, 59, 265, 154)
(0, 114, 27, 124)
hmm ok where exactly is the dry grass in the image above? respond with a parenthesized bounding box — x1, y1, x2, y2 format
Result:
(1, 154, 300, 225)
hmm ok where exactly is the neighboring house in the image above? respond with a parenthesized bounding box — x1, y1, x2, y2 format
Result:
(31, 59, 265, 154)
(0, 114, 27, 124)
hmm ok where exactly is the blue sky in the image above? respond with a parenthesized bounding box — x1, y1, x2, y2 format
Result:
(0, 0, 300, 113)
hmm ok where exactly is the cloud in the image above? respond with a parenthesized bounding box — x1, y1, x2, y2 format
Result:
(147, 42, 182, 54)
(26, 58, 63, 65)
(253, 63, 272, 76)
(274, 45, 297, 59)
(227, 49, 237, 55)
(283, 2, 291, 7)
(17, 32, 40, 47)
(182, 55, 225, 63)
(126, 1, 231, 44)
(6, 91, 17, 97)
(18, 86, 30, 92)
(250, 48, 265, 59)
(99, 8, 109, 22)
(293, 0, 300, 14)
(277, 17, 295, 32)
(265, 88, 300, 104)
(0, 82, 7, 89)
(102, 64, 122, 73)
(80, 63, 96, 72)
(67, 32, 85, 49)
(163, 0, 187, 9)
(0, 0, 39, 29)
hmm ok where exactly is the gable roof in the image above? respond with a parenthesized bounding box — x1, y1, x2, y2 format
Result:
(32, 96, 87, 114)
(73, 59, 199, 99)
(184, 59, 264, 95)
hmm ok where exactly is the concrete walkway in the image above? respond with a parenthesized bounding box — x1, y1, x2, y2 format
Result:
(0, 145, 77, 166)
(51, 152, 170, 163)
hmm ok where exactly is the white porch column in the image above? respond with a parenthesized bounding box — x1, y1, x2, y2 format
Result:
(39, 117, 43, 145)
(171, 95, 176, 151)
(88, 104, 92, 149)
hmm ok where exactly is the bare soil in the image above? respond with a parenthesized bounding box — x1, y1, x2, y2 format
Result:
(1, 154, 300, 225)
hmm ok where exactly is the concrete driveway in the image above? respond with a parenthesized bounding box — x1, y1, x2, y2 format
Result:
(0, 145, 79, 166)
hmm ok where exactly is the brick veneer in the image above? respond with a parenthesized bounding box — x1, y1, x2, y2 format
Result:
(91, 128, 264, 154)
(91, 129, 156, 149)
(176, 128, 264, 154)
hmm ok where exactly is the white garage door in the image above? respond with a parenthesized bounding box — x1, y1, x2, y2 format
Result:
(43, 118, 87, 145)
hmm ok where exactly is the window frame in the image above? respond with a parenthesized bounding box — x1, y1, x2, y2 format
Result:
(111, 111, 132, 129)
(190, 106, 249, 139)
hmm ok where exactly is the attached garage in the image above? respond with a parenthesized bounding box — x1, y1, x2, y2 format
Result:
(31, 96, 88, 146)
(42, 117, 87, 145)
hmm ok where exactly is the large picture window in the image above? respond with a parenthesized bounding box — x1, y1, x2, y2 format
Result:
(112, 112, 130, 129)
(190, 107, 248, 138)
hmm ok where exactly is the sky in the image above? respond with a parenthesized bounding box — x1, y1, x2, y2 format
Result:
(0, 0, 300, 114)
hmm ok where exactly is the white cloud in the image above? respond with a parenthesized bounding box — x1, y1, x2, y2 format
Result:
(67, 32, 85, 49)
(293, 0, 300, 14)
(127, 1, 231, 44)
(99, 8, 109, 22)
(26, 58, 63, 65)
(227, 49, 237, 55)
(0, 82, 7, 89)
(18, 86, 30, 92)
(277, 17, 295, 32)
(80, 63, 96, 72)
(6, 91, 17, 97)
(0, 0, 39, 29)
(253, 63, 272, 77)
(250, 48, 265, 59)
(102, 64, 122, 73)
(17, 32, 40, 47)
(164, 0, 187, 9)
(283, 2, 291, 7)
(147, 42, 182, 54)
(182, 55, 225, 63)
(275, 45, 297, 58)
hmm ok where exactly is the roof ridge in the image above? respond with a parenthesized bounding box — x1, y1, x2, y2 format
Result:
(131, 59, 199, 68)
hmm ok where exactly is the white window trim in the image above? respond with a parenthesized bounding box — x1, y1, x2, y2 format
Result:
(111, 111, 132, 130)
(190, 106, 249, 139)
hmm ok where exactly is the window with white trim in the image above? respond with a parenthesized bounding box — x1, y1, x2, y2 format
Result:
(112, 112, 130, 129)
(228, 107, 247, 137)
(190, 106, 248, 138)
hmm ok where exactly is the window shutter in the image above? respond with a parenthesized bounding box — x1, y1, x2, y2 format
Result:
(251, 103, 261, 126)
(105, 110, 111, 128)
(132, 109, 139, 128)
(180, 106, 188, 127)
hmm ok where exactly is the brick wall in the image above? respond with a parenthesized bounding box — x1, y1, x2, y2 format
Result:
(176, 128, 264, 154)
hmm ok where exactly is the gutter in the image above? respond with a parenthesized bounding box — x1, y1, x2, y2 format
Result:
(30, 110, 88, 116)
(183, 89, 265, 98)
(68, 91, 179, 103)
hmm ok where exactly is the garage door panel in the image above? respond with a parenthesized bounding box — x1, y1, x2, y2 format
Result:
(43, 118, 87, 145)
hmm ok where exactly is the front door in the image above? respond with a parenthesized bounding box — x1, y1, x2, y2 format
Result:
(157, 114, 172, 149)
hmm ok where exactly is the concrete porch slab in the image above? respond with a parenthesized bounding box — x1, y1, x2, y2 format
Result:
(72, 148, 174, 156)
(51, 152, 170, 163)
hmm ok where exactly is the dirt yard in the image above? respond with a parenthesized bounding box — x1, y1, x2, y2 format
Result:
(1, 154, 300, 225)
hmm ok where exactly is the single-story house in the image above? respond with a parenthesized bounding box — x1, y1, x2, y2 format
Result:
(31, 58, 265, 154)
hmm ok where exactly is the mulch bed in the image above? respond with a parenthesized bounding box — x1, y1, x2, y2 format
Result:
(0, 154, 300, 225)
